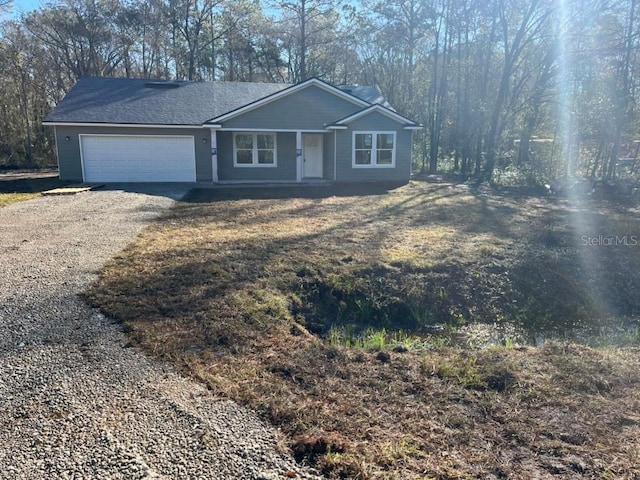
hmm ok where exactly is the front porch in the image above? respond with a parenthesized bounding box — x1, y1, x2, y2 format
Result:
(209, 129, 335, 184)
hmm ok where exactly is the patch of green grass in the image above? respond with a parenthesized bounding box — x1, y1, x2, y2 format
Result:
(434, 353, 484, 389)
(327, 326, 426, 351)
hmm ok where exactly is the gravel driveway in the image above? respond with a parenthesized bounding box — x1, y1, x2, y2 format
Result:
(0, 186, 323, 480)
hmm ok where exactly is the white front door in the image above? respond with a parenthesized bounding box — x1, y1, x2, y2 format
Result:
(303, 134, 323, 178)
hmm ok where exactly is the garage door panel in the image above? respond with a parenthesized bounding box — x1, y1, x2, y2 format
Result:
(81, 135, 196, 182)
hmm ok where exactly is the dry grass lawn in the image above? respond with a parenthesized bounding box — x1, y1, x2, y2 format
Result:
(0, 171, 69, 207)
(88, 181, 640, 479)
(0, 192, 41, 206)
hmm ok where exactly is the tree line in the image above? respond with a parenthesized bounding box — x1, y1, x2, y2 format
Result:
(1, 0, 638, 184)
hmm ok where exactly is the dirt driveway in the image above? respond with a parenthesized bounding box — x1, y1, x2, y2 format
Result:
(0, 186, 322, 479)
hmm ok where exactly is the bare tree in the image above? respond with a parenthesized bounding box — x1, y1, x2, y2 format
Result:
(273, 0, 343, 81)
(481, 0, 555, 180)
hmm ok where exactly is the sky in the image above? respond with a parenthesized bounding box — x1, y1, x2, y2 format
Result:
(8, 0, 41, 17)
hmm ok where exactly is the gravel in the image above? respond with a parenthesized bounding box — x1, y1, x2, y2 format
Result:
(0, 186, 324, 480)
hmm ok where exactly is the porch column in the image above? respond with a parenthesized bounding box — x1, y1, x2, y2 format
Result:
(210, 129, 218, 182)
(296, 131, 303, 182)
(334, 130, 338, 181)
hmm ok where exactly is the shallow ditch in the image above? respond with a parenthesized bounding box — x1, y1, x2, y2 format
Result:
(292, 266, 640, 349)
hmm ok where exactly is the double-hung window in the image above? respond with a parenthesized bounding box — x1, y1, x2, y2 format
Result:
(234, 132, 277, 167)
(353, 132, 396, 168)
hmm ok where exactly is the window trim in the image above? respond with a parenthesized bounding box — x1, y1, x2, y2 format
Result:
(233, 132, 277, 168)
(352, 131, 396, 168)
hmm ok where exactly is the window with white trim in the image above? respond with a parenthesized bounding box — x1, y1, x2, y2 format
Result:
(233, 132, 277, 167)
(352, 132, 396, 167)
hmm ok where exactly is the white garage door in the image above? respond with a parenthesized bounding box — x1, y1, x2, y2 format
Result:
(80, 135, 196, 182)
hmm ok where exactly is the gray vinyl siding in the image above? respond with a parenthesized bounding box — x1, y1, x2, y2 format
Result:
(323, 133, 335, 180)
(216, 131, 296, 181)
(55, 126, 84, 181)
(54, 125, 212, 182)
(335, 112, 413, 183)
(220, 86, 364, 131)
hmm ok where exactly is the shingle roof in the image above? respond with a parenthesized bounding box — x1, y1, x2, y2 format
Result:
(44, 77, 290, 126)
(44, 77, 394, 126)
(336, 85, 392, 109)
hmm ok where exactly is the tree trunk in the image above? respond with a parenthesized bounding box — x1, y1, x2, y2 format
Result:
(299, 0, 307, 80)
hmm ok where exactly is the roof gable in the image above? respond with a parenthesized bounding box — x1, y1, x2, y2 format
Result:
(328, 104, 422, 130)
(204, 78, 370, 124)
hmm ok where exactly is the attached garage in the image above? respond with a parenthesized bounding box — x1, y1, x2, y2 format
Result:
(80, 135, 196, 182)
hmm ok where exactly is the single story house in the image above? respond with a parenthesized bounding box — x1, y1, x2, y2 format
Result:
(43, 76, 421, 184)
